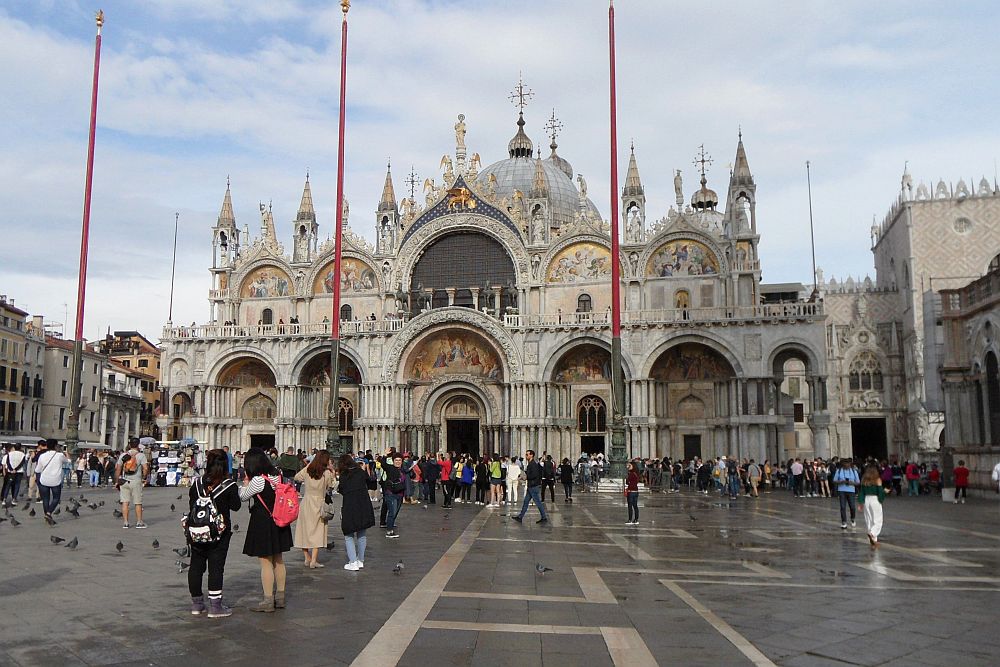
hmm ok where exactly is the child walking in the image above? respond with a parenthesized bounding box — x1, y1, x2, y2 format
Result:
(857, 464, 886, 548)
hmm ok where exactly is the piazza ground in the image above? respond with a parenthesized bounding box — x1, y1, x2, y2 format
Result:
(1, 484, 998, 667)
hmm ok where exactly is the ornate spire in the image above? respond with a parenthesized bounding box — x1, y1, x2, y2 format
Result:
(379, 162, 397, 211)
(691, 144, 718, 210)
(530, 157, 548, 198)
(730, 133, 753, 187)
(296, 172, 316, 222)
(623, 143, 643, 197)
(218, 177, 236, 227)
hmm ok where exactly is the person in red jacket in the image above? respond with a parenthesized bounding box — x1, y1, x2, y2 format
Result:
(905, 461, 921, 497)
(953, 460, 970, 504)
(625, 462, 640, 526)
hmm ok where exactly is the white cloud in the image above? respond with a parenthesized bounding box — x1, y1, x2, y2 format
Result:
(3, 0, 1000, 342)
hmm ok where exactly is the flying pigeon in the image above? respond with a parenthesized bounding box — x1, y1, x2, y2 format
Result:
(50, 535, 66, 544)
(152, 539, 160, 549)
(29, 508, 36, 517)
(535, 563, 553, 575)
(173, 546, 190, 558)
(66, 537, 78, 550)
(115, 541, 124, 553)
(88, 503, 98, 510)
(393, 560, 404, 575)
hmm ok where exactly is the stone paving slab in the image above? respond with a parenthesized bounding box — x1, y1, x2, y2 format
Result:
(2, 485, 1000, 665)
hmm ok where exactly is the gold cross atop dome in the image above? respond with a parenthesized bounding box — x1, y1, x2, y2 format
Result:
(693, 144, 713, 179)
(544, 109, 563, 144)
(405, 165, 419, 200)
(509, 72, 534, 111)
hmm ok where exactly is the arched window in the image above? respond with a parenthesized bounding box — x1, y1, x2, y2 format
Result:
(241, 394, 276, 422)
(674, 289, 690, 310)
(338, 397, 354, 434)
(340, 304, 352, 321)
(848, 351, 883, 392)
(577, 294, 592, 313)
(261, 308, 273, 325)
(578, 395, 607, 433)
(990, 253, 1000, 273)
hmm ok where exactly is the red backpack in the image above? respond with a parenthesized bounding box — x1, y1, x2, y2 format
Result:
(257, 477, 300, 527)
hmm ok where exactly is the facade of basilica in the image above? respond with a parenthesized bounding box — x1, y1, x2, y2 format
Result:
(157, 108, 1000, 470)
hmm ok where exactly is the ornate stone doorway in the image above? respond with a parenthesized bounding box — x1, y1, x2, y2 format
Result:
(443, 396, 481, 456)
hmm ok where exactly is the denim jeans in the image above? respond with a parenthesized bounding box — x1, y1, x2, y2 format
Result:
(88, 470, 100, 487)
(384, 493, 402, 530)
(344, 530, 367, 562)
(908, 479, 919, 496)
(727, 475, 740, 498)
(1, 472, 23, 502)
(626, 491, 639, 522)
(39, 482, 62, 516)
(838, 491, 856, 523)
(517, 485, 548, 520)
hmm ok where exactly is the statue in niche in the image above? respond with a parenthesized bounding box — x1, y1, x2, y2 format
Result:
(531, 253, 541, 278)
(576, 173, 588, 198)
(626, 206, 641, 242)
(673, 169, 684, 205)
(628, 251, 639, 275)
(379, 219, 391, 250)
(531, 206, 546, 243)
(382, 261, 391, 287)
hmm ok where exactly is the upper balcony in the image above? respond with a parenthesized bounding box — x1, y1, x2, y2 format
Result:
(941, 269, 1000, 318)
(162, 302, 824, 342)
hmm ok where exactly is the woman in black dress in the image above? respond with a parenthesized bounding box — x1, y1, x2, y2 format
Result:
(239, 449, 292, 612)
(187, 449, 240, 618)
(337, 454, 375, 571)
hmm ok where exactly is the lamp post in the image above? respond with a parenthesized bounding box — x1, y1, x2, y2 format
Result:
(66, 10, 105, 457)
(326, 0, 351, 456)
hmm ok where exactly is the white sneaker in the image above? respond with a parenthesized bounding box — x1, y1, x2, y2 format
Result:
(850, 521, 856, 528)
(357, 560, 364, 569)
(344, 562, 360, 571)
(961, 498, 966, 504)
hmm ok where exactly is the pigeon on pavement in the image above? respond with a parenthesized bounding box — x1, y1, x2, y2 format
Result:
(393, 560, 404, 575)
(54, 507, 61, 515)
(113, 509, 123, 518)
(152, 539, 160, 549)
(535, 563, 553, 575)
(9, 517, 20, 527)
(170, 504, 175, 512)
(68, 507, 80, 518)
(115, 541, 124, 553)
(173, 545, 191, 558)
(22, 502, 30, 511)
(29, 508, 36, 517)
(66, 537, 78, 550)
(50, 535, 65, 544)
(176, 561, 190, 573)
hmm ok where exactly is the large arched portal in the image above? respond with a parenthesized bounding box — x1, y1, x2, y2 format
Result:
(409, 232, 517, 316)
(402, 326, 506, 455)
(551, 344, 612, 455)
(215, 357, 277, 450)
(295, 353, 362, 451)
(649, 342, 736, 460)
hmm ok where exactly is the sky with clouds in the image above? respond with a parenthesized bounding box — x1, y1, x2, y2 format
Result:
(3, 0, 1000, 341)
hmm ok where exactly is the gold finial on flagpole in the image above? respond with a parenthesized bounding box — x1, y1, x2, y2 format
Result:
(341, 0, 350, 17)
(96, 9, 104, 33)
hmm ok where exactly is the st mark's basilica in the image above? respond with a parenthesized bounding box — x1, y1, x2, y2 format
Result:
(158, 92, 1000, 466)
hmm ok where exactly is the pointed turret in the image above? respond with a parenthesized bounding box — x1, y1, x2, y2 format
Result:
(730, 131, 754, 188)
(508, 112, 534, 159)
(375, 163, 400, 255)
(623, 144, 644, 197)
(379, 163, 398, 212)
(296, 173, 316, 222)
(218, 177, 236, 228)
(621, 144, 646, 242)
(530, 157, 548, 198)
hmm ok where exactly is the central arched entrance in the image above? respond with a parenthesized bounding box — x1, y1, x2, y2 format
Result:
(441, 393, 483, 457)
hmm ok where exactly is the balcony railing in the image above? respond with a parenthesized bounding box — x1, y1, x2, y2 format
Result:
(163, 318, 409, 341)
(164, 302, 824, 341)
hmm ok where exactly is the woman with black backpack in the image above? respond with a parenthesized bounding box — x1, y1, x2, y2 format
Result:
(186, 449, 240, 618)
(240, 448, 292, 612)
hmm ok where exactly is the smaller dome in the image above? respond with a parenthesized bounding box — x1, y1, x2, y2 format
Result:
(691, 175, 718, 210)
(508, 112, 534, 158)
(546, 141, 573, 179)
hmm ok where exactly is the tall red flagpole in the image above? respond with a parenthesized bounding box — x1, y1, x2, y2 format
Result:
(608, 0, 627, 478)
(327, 0, 351, 455)
(67, 9, 105, 457)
